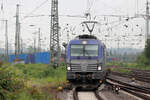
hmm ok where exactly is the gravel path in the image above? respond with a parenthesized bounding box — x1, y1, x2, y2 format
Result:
(78, 92, 97, 100)
(57, 90, 74, 100)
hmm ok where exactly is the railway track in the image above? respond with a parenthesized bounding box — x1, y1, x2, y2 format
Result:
(72, 87, 103, 100)
(112, 67, 150, 78)
(94, 90, 104, 100)
(66, 68, 150, 100)
(73, 87, 79, 100)
(107, 75, 150, 93)
(106, 78, 150, 100)
(113, 72, 150, 83)
(111, 71, 150, 83)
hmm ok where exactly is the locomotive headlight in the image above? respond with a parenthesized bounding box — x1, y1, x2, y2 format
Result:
(67, 66, 71, 71)
(82, 41, 87, 44)
(98, 66, 102, 71)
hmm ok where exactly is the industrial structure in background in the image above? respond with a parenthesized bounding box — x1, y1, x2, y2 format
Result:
(15, 4, 21, 57)
(50, 0, 60, 67)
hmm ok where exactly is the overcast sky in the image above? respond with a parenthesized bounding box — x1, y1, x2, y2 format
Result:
(0, 0, 147, 51)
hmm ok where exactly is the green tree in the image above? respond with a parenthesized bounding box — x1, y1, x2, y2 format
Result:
(137, 53, 150, 65)
(137, 39, 150, 65)
(145, 39, 150, 59)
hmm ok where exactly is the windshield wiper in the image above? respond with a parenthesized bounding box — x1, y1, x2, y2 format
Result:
(84, 50, 91, 59)
(76, 51, 83, 59)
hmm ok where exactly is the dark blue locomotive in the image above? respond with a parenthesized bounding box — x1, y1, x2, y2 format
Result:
(66, 34, 107, 87)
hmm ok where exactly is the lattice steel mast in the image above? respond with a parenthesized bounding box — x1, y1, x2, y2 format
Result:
(50, 0, 60, 67)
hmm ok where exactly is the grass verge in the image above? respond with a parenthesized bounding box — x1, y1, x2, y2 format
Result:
(0, 63, 66, 100)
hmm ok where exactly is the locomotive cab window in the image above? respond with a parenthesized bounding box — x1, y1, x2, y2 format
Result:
(85, 45, 98, 56)
(70, 44, 98, 57)
(71, 45, 84, 56)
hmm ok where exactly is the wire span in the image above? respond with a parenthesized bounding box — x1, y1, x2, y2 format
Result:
(21, 0, 48, 21)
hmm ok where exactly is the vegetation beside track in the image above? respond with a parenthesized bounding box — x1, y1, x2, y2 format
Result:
(107, 39, 150, 73)
(136, 39, 150, 66)
(107, 62, 150, 74)
(0, 63, 66, 100)
(107, 62, 150, 70)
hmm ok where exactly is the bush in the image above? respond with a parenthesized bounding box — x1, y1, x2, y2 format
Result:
(0, 64, 66, 100)
(0, 62, 3, 67)
(0, 67, 24, 100)
(136, 39, 150, 66)
(145, 39, 150, 59)
(137, 53, 150, 65)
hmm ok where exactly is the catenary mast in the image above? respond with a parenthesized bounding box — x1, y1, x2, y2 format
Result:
(50, 0, 60, 67)
(15, 4, 21, 56)
(146, 0, 150, 40)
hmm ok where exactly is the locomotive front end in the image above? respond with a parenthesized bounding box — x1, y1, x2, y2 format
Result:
(66, 35, 107, 85)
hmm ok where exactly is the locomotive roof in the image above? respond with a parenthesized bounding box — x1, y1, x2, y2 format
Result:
(75, 34, 97, 39)
(70, 34, 106, 48)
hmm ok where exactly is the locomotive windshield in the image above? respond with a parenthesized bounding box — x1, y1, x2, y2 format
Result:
(85, 45, 98, 56)
(71, 44, 98, 57)
(71, 45, 84, 56)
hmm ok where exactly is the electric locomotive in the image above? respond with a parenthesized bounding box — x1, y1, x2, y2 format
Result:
(66, 34, 107, 87)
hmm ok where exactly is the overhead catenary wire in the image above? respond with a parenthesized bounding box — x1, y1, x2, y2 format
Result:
(96, 17, 144, 49)
(23, 14, 86, 18)
(87, 0, 96, 12)
(97, 20, 126, 35)
(135, 0, 139, 14)
(95, 17, 138, 45)
(97, 0, 126, 14)
(4, 0, 49, 31)
(0, 0, 145, 52)
(21, 0, 48, 21)
(97, 16, 136, 31)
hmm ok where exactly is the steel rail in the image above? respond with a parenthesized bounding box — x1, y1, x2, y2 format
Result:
(122, 88, 150, 100)
(94, 90, 104, 100)
(107, 76, 150, 93)
(111, 72, 150, 83)
(106, 79, 150, 100)
(73, 87, 79, 100)
(72, 87, 104, 100)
